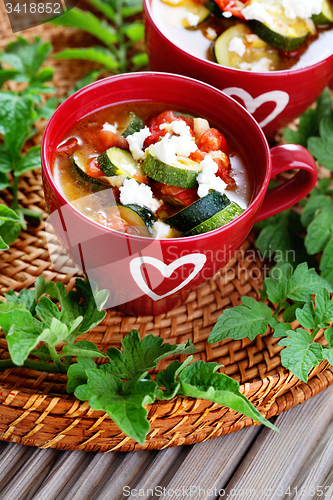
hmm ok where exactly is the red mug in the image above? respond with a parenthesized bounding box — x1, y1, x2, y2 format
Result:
(41, 73, 317, 316)
(143, 0, 333, 143)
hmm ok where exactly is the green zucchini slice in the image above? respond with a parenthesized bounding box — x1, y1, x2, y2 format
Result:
(98, 147, 139, 178)
(312, 0, 333, 25)
(214, 22, 279, 70)
(143, 153, 201, 189)
(165, 191, 231, 232)
(118, 204, 156, 237)
(121, 112, 144, 138)
(180, 0, 211, 27)
(185, 202, 244, 236)
(73, 154, 106, 187)
(246, 0, 313, 51)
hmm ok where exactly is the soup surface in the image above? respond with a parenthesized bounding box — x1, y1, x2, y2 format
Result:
(53, 103, 252, 238)
(151, 0, 333, 71)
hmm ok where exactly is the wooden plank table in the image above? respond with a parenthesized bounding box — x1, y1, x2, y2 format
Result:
(0, 384, 332, 500)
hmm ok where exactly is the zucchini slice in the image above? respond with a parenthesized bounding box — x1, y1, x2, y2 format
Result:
(98, 147, 139, 177)
(246, 0, 313, 51)
(185, 202, 244, 236)
(180, 0, 210, 27)
(165, 191, 231, 232)
(118, 204, 156, 237)
(121, 112, 144, 138)
(214, 23, 279, 70)
(143, 153, 201, 189)
(73, 154, 106, 187)
(312, 0, 333, 25)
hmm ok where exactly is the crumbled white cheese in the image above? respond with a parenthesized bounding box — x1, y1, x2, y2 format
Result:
(197, 156, 227, 198)
(206, 27, 217, 40)
(228, 36, 246, 57)
(242, 2, 274, 25)
(149, 121, 197, 166)
(185, 12, 200, 27)
(239, 57, 272, 72)
(126, 126, 151, 161)
(119, 178, 162, 213)
(153, 221, 172, 238)
(282, 0, 322, 20)
(246, 33, 260, 43)
(222, 10, 232, 18)
(102, 122, 118, 133)
(193, 118, 210, 140)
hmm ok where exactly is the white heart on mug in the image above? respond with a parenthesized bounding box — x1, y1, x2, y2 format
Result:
(222, 87, 290, 128)
(130, 254, 207, 301)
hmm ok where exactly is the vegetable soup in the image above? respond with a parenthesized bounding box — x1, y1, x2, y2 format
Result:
(53, 103, 252, 238)
(151, 0, 333, 71)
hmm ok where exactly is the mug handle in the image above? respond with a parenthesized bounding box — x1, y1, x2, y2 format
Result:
(256, 144, 318, 222)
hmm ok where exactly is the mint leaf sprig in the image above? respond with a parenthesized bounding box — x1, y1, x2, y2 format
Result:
(209, 263, 333, 383)
(0, 37, 59, 244)
(51, 0, 148, 85)
(68, 331, 278, 444)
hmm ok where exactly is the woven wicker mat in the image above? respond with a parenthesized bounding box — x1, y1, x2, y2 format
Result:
(0, 7, 332, 453)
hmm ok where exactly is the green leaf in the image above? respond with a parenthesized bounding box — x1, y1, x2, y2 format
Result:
(155, 357, 193, 400)
(282, 302, 303, 323)
(323, 328, 333, 365)
(106, 330, 196, 379)
(31, 345, 52, 362)
(36, 97, 58, 120)
(121, 0, 143, 17)
(122, 22, 144, 42)
(0, 69, 20, 87)
(87, 0, 115, 21)
(0, 205, 20, 223)
(0, 309, 43, 365)
(31, 66, 54, 84)
(15, 146, 41, 177)
(51, 9, 117, 47)
(54, 47, 119, 71)
(35, 296, 61, 326)
(264, 263, 293, 304)
(178, 361, 278, 432)
(2, 37, 52, 82)
(0, 172, 9, 190)
(308, 115, 333, 170)
(5, 288, 36, 314)
(272, 322, 292, 338)
(67, 357, 97, 393)
(279, 329, 323, 383)
(284, 108, 317, 147)
(0, 92, 35, 156)
(75, 369, 156, 444)
(300, 194, 332, 228)
(0, 220, 21, 248)
(304, 208, 333, 254)
(131, 52, 149, 70)
(313, 288, 333, 326)
(286, 262, 332, 303)
(62, 340, 105, 359)
(208, 296, 274, 343)
(296, 302, 316, 330)
(319, 238, 333, 287)
(315, 88, 333, 124)
(0, 144, 13, 174)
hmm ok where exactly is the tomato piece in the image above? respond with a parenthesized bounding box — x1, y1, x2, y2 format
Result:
(133, 172, 149, 184)
(99, 130, 129, 153)
(189, 149, 207, 163)
(56, 137, 79, 156)
(155, 182, 199, 207)
(149, 110, 194, 134)
(86, 157, 104, 178)
(144, 128, 167, 148)
(197, 128, 228, 153)
(213, 0, 246, 19)
(214, 158, 236, 186)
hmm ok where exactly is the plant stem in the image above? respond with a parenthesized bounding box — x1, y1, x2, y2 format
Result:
(115, 0, 126, 72)
(49, 346, 67, 373)
(0, 358, 61, 373)
(11, 176, 19, 210)
(311, 327, 321, 340)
